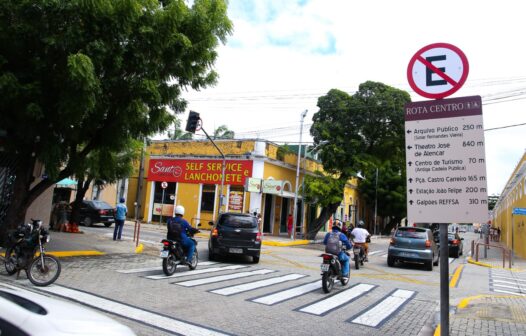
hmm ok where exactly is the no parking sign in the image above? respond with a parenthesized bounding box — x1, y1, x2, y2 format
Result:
(407, 43, 469, 99)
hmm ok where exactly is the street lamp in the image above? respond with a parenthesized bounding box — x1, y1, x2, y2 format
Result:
(292, 110, 308, 240)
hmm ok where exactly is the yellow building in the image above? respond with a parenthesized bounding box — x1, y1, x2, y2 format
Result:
(127, 139, 363, 236)
(492, 151, 526, 258)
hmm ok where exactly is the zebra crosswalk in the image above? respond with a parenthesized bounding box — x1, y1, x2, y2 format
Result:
(114, 259, 418, 327)
(490, 268, 526, 295)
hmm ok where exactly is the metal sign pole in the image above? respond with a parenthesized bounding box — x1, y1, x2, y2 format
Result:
(512, 215, 515, 265)
(440, 224, 449, 336)
(160, 188, 165, 225)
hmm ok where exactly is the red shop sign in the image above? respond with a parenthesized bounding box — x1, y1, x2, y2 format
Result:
(147, 159, 253, 186)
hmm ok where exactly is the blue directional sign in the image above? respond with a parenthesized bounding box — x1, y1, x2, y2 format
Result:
(512, 208, 526, 215)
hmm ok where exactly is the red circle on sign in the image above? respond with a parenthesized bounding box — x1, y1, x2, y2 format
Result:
(407, 43, 469, 99)
(161, 181, 168, 189)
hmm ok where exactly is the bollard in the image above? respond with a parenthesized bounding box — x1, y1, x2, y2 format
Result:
(136, 221, 141, 247)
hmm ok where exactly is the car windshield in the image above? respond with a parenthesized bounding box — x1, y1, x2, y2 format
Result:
(89, 201, 113, 209)
(218, 214, 257, 228)
(395, 228, 427, 239)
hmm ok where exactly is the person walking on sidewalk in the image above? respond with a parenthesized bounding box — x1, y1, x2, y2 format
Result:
(113, 198, 127, 241)
(287, 214, 293, 238)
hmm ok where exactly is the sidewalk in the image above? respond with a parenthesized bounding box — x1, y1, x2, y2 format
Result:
(435, 234, 526, 336)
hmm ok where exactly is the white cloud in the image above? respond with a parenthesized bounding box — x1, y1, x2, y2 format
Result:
(180, 0, 526, 195)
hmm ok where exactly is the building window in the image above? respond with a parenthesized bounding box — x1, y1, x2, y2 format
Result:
(228, 186, 245, 213)
(201, 184, 216, 212)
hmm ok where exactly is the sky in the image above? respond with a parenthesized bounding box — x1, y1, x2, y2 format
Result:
(177, 0, 526, 196)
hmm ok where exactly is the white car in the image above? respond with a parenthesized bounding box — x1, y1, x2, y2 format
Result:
(0, 283, 136, 336)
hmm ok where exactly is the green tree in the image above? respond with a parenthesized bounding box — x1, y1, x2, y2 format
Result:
(488, 194, 500, 211)
(0, 0, 232, 239)
(307, 81, 410, 237)
(69, 139, 142, 225)
(213, 125, 235, 139)
(167, 119, 194, 140)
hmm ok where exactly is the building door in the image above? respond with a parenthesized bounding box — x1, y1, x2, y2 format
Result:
(152, 181, 176, 224)
(280, 198, 290, 233)
(263, 194, 273, 233)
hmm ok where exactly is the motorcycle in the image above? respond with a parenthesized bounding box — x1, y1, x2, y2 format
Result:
(320, 249, 350, 293)
(4, 219, 61, 286)
(160, 232, 199, 276)
(352, 244, 366, 270)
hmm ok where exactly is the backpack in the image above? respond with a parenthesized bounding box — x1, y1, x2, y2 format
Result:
(167, 218, 183, 240)
(325, 232, 342, 255)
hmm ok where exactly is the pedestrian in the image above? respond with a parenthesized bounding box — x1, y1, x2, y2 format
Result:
(287, 214, 293, 238)
(113, 197, 127, 241)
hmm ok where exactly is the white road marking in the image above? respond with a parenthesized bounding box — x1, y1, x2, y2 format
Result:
(211, 274, 306, 296)
(116, 262, 219, 274)
(174, 269, 275, 287)
(252, 281, 322, 305)
(146, 265, 248, 280)
(492, 283, 525, 291)
(350, 289, 415, 327)
(299, 283, 375, 316)
(38, 285, 229, 336)
(368, 251, 384, 256)
(493, 289, 525, 296)
(449, 258, 455, 264)
(492, 279, 526, 287)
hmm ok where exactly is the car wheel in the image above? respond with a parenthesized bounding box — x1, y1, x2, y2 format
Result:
(387, 256, 395, 267)
(426, 260, 433, 271)
(208, 250, 216, 261)
(84, 217, 93, 227)
(104, 222, 112, 227)
(252, 256, 260, 264)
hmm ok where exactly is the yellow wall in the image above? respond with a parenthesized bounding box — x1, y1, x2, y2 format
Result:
(493, 152, 526, 258)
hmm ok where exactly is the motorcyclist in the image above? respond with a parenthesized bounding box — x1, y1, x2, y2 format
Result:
(323, 221, 352, 280)
(167, 205, 199, 265)
(351, 220, 371, 261)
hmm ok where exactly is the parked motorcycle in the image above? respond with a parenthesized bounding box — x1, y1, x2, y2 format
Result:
(352, 244, 366, 270)
(4, 219, 61, 286)
(160, 233, 199, 276)
(320, 250, 350, 293)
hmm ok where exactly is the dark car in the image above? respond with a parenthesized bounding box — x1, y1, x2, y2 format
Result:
(387, 227, 439, 271)
(433, 231, 464, 258)
(77, 200, 115, 227)
(208, 212, 262, 263)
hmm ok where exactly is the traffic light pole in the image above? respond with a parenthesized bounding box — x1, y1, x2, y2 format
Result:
(200, 127, 227, 214)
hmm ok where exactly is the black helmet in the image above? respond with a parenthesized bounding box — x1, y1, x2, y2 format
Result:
(333, 221, 342, 231)
(358, 220, 365, 228)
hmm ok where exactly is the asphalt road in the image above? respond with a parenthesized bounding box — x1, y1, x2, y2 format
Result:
(1, 225, 476, 336)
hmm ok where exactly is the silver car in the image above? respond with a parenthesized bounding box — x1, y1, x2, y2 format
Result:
(387, 227, 439, 271)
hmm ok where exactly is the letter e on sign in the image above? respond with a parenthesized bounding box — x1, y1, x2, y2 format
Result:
(407, 43, 469, 99)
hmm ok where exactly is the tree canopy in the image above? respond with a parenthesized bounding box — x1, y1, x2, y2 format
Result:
(306, 81, 411, 236)
(0, 0, 232, 236)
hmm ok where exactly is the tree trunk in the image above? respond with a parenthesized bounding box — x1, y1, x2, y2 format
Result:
(305, 202, 341, 240)
(70, 177, 93, 224)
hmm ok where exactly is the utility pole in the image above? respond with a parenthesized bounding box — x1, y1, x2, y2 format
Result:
(374, 167, 378, 236)
(293, 110, 308, 240)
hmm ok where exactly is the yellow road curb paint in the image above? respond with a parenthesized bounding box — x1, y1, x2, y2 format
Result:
(135, 244, 144, 254)
(262, 240, 310, 247)
(44, 251, 105, 257)
(434, 293, 526, 334)
(466, 257, 523, 271)
(449, 265, 464, 288)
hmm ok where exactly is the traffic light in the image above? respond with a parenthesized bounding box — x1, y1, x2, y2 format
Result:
(185, 111, 200, 133)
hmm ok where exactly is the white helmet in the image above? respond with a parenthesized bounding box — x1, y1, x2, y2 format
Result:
(174, 205, 185, 216)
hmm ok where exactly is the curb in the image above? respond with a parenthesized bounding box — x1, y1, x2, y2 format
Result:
(262, 240, 311, 247)
(466, 256, 523, 271)
(433, 293, 526, 335)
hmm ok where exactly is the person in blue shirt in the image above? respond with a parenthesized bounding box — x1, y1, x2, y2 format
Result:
(167, 205, 199, 264)
(323, 221, 353, 279)
(113, 198, 127, 241)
